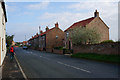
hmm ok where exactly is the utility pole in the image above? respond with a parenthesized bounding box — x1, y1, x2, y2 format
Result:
(25, 35, 26, 41)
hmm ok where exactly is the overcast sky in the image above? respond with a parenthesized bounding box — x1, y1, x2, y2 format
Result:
(5, 0, 118, 42)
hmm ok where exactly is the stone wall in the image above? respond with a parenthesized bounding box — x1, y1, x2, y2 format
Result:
(73, 42, 119, 55)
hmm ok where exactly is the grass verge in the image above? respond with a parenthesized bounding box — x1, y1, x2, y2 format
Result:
(71, 53, 120, 64)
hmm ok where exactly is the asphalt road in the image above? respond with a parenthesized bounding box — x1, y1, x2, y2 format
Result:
(15, 47, 119, 78)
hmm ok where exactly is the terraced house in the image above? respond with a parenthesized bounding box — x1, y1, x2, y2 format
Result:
(0, 1, 7, 66)
(64, 10, 109, 49)
(28, 22, 64, 51)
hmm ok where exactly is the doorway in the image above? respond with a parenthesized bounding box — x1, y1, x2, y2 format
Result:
(69, 41, 71, 50)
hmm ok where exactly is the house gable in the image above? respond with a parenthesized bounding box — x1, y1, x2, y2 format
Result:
(87, 16, 109, 41)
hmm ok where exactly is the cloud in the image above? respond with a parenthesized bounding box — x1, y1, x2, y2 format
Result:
(26, 1, 49, 10)
(38, 12, 92, 31)
(37, 2, 118, 41)
(5, 4, 17, 12)
(6, 23, 38, 42)
(4, 0, 119, 2)
(67, 2, 118, 41)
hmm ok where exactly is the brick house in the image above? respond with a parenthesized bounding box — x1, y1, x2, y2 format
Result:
(64, 10, 109, 49)
(38, 22, 64, 50)
(22, 41, 28, 46)
(28, 34, 38, 49)
(0, 1, 7, 66)
(28, 22, 64, 50)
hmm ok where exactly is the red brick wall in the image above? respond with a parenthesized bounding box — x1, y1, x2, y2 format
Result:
(73, 43, 119, 55)
(46, 48, 53, 53)
(46, 27, 64, 49)
(53, 49, 63, 54)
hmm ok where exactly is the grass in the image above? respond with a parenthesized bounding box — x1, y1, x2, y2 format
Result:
(71, 53, 120, 64)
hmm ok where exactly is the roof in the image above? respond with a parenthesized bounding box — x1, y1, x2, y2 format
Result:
(1, 1, 7, 22)
(23, 41, 27, 43)
(29, 27, 55, 40)
(64, 17, 95, 32)
(40, 27, 54, 36)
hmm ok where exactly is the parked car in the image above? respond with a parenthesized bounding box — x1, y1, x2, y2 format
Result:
(23, 46, 28, 50)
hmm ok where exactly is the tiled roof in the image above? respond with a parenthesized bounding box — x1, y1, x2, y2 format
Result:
(40, 27, 54, 36)
(23, 41, 27, 43)
(64, 17, 95, 32)
(29, 27, 55, 40)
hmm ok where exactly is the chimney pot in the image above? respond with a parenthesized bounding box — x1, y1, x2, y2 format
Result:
(55, 22, 59, 28)
(94, 9, 99, 17)
(40, 30, 43, 34)
(46, 26, 49, 31)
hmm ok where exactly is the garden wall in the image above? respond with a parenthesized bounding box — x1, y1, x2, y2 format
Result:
(46, 48, 53, 53)
(53, 49, 63, 54)
(73, 42, 119, 55)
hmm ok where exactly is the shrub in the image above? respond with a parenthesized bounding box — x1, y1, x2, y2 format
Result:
(101, 40, 114, 43)
(54, 46, 64, 50)
(63, 49, 73, 54)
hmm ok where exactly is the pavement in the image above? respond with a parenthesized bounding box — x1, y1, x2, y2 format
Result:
(1, 53, 25, 80)
(15, 47, 119, 78)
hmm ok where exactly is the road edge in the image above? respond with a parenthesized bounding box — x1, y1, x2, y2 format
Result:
(14, 53, 28, 80)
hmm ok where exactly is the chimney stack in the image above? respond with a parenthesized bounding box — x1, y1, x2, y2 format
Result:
(55, 22, 59, 28)
(94, 10, 99, 17)
(40, 30, 43, 34)
(36, 33, 38, 36)
(46, 26, 49, 31)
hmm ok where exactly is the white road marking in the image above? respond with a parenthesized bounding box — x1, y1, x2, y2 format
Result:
(57, 61, 91, 73)
(14, 53, 28, 80)
(39, 56, 42, 57)
(42, 57, 50, 60)
(29, 52, 50, 60)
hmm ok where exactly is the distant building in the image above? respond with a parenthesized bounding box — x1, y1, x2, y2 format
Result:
(0, 1, 7, 66)
(22, 41, 28, 46)
(64, 10, 109, 49)
(28, 22, 65, 50)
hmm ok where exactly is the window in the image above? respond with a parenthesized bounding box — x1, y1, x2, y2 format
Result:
(43, 36, 45, 40)
(66, 32, 69, 38)
(56, 35, 58, 39)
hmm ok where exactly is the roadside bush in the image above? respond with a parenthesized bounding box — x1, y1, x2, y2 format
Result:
(63, 49, 73, 54)
(101, 40, 114, 43)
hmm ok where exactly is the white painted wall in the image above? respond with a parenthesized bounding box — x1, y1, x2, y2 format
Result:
(0, 2, 6, 66)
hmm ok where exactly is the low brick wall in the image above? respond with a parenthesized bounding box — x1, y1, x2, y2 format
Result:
(37, 48, 43, 51)
(53, 49, 63, 54)
(73, 42, 119, 55)
(46, 48, 53, 53)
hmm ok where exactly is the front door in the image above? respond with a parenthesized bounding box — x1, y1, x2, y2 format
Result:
(69, 41, 71, 50)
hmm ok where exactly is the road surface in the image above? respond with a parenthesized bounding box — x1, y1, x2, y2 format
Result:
(15, 47, 119, 78)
